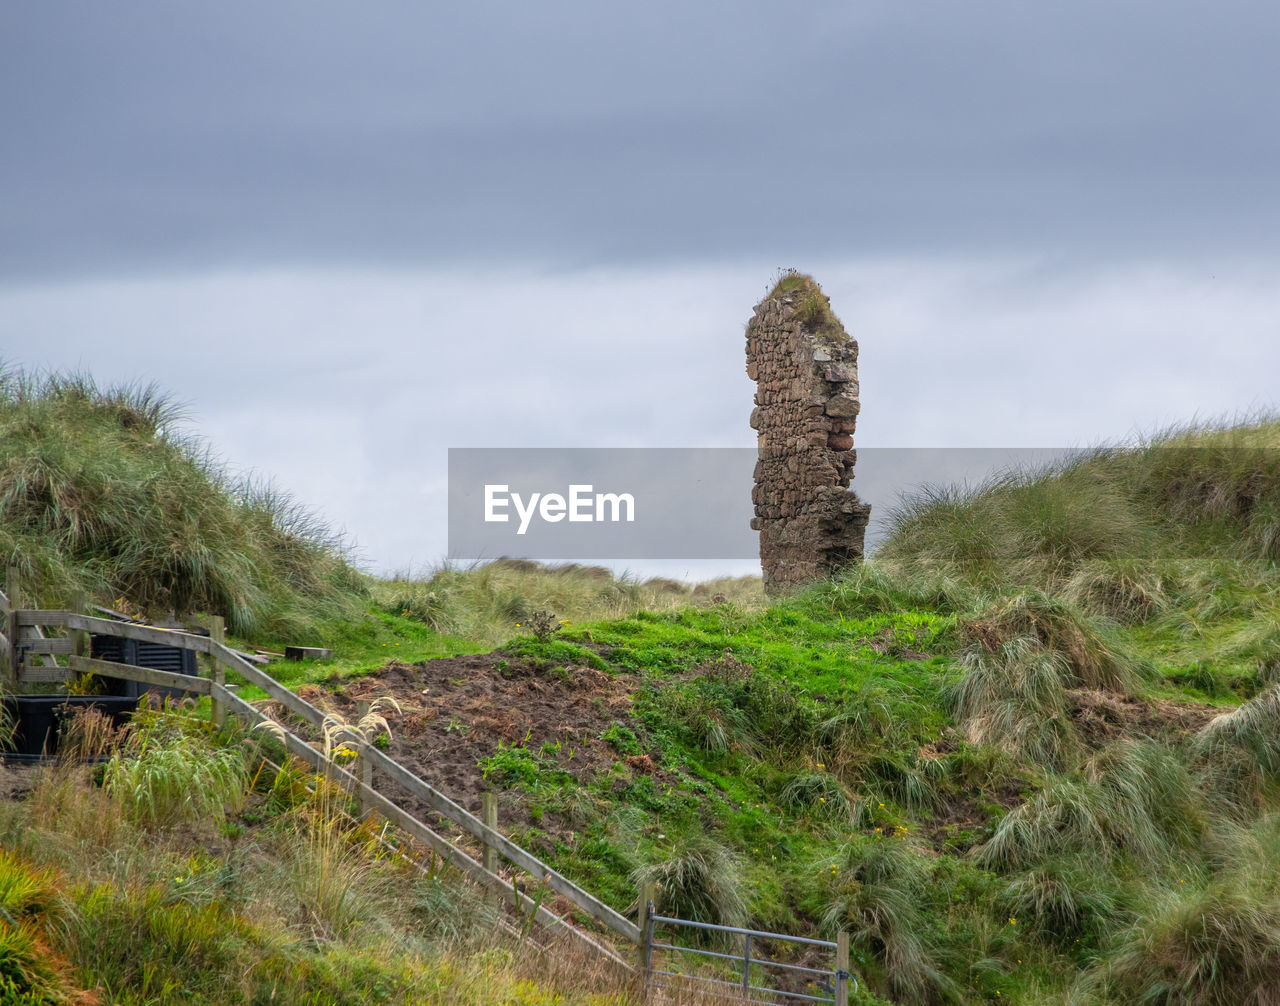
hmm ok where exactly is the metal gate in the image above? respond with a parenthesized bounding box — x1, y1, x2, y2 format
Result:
(641, 903, 856, 1005)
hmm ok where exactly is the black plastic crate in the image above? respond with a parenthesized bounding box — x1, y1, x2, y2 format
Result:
(2, 695, 139, 762)
(89, 633, 201, 699)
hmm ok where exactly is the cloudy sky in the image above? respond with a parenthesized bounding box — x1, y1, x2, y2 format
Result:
(4, 1, 1278, 579)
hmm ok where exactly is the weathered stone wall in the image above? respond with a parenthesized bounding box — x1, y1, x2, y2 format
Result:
(746, 275, 871, 594)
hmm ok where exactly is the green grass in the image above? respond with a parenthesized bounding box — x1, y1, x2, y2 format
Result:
(453, 419, 1280, 1002)
(371, 558, 762, 648)
(757, 270, 851, 344)
(103, 703, 249, 827)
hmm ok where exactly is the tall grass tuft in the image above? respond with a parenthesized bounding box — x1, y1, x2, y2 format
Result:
(948, 636, 1079, 769)
(961, 591, 1138, 692)
(631, 840, 747, 934)
(978, 741, 1203, 872)
(103, 704, 248, 828)
(1000, 857, 1125, 947)
(1063, 559, 1170, 623)
(1194, 686, 1280, 807)
(822, 837, 957, 1004)
(1106, 878, 1280, 1004)
(878, 454, 1149, 585)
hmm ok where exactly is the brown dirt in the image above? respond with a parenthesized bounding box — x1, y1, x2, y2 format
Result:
(300, 651, 652, 835)
(1067, 689, 1218, 746)
(0, 762, 38, 799)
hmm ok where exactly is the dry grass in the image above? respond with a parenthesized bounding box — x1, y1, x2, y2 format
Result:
(948, 636, 1079, 769)
(961, 591, 1138, 692)
(0, 366, 363, 638)
(375, 559, 763, 647)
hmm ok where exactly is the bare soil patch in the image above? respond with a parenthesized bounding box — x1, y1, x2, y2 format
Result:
(299, 651, 648, 835)
(1067, 689, 1218, 747)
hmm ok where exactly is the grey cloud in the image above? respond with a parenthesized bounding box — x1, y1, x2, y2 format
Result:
(3, 1, 1279, 281)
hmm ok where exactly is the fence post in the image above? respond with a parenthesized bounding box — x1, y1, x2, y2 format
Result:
(6, 567, 22, 686)
(480, 792, 499, 907)
(356, 700, 374, 818)
(481, 792, 499, 874)
(639, 881, 656, 1002)
(836, 929, 850, 1006)
(71, 591, 88, 659)
(206, 615, 226, 727)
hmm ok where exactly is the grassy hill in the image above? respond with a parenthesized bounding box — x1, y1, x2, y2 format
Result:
(4, 368, 1280, 1003)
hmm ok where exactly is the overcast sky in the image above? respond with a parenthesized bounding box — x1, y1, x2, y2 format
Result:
(4, 1, 1278, 579)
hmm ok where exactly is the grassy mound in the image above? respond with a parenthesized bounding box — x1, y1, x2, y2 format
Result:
(374, 559, 762, 647)
(878, 418, 1280, 588)
(0, 368, 362, 639)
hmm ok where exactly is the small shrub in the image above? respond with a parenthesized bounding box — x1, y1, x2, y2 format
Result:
(648, 685, 740, 757)
(103, 707, 248, 828)
(519, 608, 565, 642)
(599, 723, 641, 756)
(1106, 879, 1280, 1004)
(479, 743, 542, 788)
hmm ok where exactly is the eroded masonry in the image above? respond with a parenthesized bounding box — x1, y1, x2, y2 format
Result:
(746, 274, 871, 594)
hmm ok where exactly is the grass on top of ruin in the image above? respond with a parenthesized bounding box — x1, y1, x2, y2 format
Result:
(758, 269, 849, 343)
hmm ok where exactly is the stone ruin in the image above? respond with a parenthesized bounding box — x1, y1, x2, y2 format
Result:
(746, 273, 871, 595)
